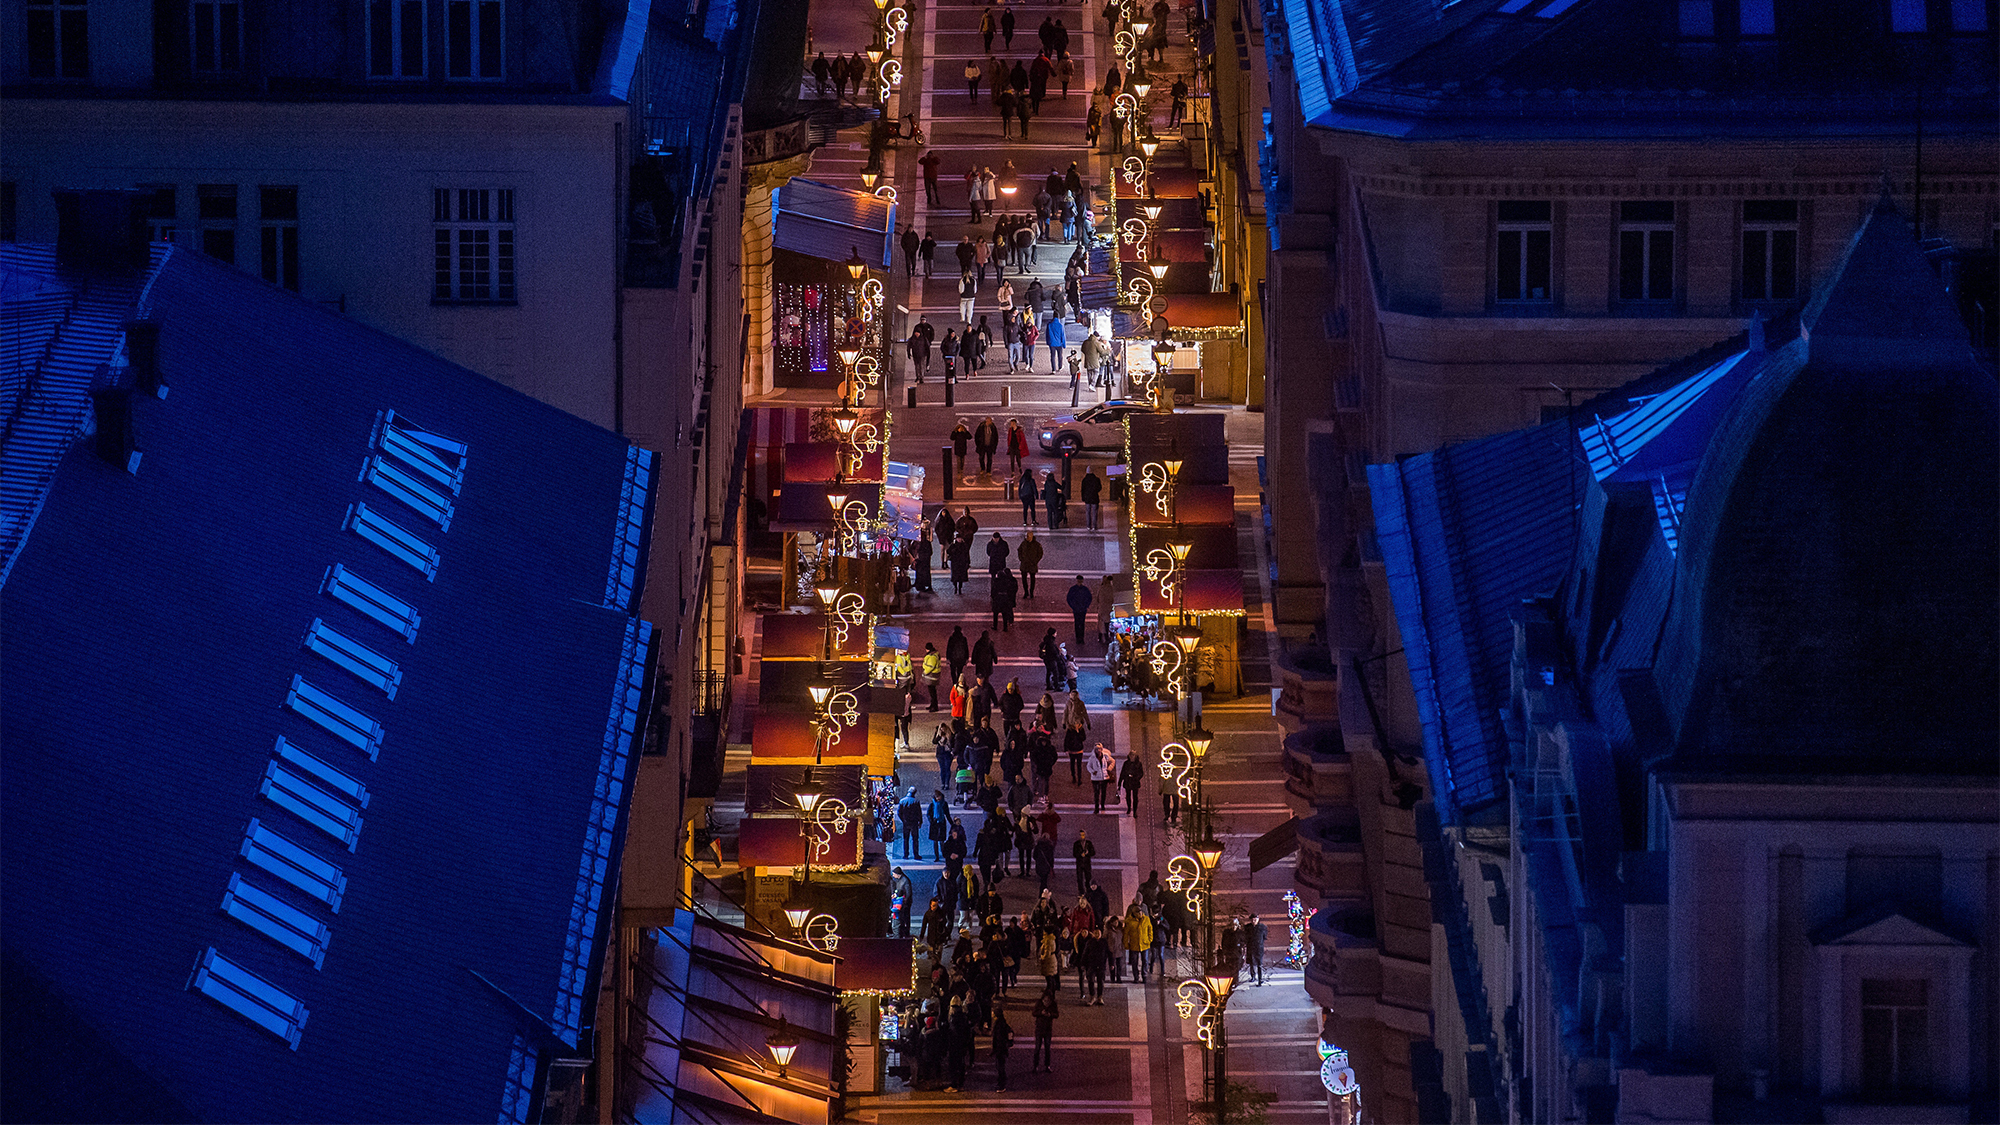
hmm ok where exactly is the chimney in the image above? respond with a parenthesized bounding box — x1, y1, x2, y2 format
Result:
(88, 365, 143, 474)
(52, 188, 151, 275)
(123, 318, 165, 398)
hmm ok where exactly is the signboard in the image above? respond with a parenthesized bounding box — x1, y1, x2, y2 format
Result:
(743, 118, 810, 165)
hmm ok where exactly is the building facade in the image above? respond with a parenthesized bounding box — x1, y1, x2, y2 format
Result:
(1371, 202, 1999, 1123)
(1257, 0, 1996, 1112)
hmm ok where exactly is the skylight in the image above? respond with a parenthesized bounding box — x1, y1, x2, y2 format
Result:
(191, 947, 310, 1049)
(362, 456, 455, 529)
(241, 818, 348, 910)
(220, 873, 332, 968)
(261, 746, 367, 850)
(322, 563, 420, 642)
(303, 617, 402, 698)
(344, 502, 441, 579)
(285, 675, 385, 759)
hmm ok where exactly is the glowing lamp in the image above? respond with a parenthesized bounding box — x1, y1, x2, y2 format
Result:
(807, 675, 836, 709)
(867, 46, 884, 66)
(1141, 199, 1164, 222)
(1131, 17, 1152, 35)
(873, 0, 889, 11)
(1133, 78, 1153, 99)
(824, 486, 850, 513)
(1140, 136, 1160, 158)
(832, 406, 860, 436)
(1185, 728, 1213, 761)
(1193, 836, 1224, 872)
(1162, 456, 1184, 478)
(860, 167, 880, 189)
(845, 246, 868, 279)
(1147, 252, 1171, 280)
(837, 344, 863, 369)
(1173, 626, 1204, 654)
(1203, 965, 1238, 1003)
(814, 580, 842, 607)
(1152, 340, 1176, 369)
(794, 779, 824, 816)
(1167, 539, 1194, 564)
(766, 1015, 802, 1076)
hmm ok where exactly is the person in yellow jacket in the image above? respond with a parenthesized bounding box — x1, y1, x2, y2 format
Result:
(921, 643, 943, 711)
(1123, 900, 1154, 983)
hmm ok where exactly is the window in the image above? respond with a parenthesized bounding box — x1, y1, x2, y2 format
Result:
(259, 186, 299, 291)
(192, 1, 242, 73)
(26, 0, 89, 79)
(1, 182, 15, 242)
(433, 188, 517, 303)
(285, 674, 386, 758)
(1742, 200, 1799, 302)
(344, 502, 441, 578)
(191, 947, 310, 1048)
(1497, 201, 1553, 302)
(1677, 0, 1774, 35)
(240, 818, 348, 910)
(261, 748, 367, 849)
(322, 563, 421, 644)
(375, 409, 467, 496)
(369, 0, 427, 77)
(1677, 0, 1715, 32)
(1738, 0, 1775, 33)
(198, 184, 237, 265)
(302, 618, 402, 697)
(446, 0, 503, 79)
(364, 455, 455, 528)
(138, 185, 178, 243)
(220, 873, 332, 967)
(1861, 979, 1930, 1097)
(1949, 0, 1988, 29)
(1619, 201, 1675, 302)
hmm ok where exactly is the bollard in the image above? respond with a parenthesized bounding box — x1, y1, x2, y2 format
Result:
(1062, 450, 1074, 493)
(908, 386, 919, 409)
(945, 373, 956, 407)
(943, 445, 955, 503)
(1071, 377, 1081, 408)
(1000, 385, 1012, 407)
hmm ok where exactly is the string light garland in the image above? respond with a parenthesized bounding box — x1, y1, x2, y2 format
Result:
(1281, 889, 1309, 969)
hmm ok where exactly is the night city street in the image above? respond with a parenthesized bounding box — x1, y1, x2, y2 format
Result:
(1, 0, 1995, 1123)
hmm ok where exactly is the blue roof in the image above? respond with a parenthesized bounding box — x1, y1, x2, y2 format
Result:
(1369, 423, 1583, 824)
(1, 244, 656, 1122)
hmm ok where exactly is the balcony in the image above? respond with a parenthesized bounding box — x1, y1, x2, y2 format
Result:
(1305, 904, 1434, 1035)
(1273, 640, 1339, 732)
(1294, 806, 1366, 901)
(1281, 725, 1353, 816)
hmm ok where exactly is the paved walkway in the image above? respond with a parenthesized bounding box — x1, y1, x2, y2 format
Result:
(744, 0, 1329, 1118)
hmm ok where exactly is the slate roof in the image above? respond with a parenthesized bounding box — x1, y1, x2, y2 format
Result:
(1283, 0, 1999, 138)
(1, 243, 657, 1123)
(774, 179, 897, 269)
(1368, 422, 1586, 824)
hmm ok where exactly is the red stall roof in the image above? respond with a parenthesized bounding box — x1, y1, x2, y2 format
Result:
(761, 613, 870, 660)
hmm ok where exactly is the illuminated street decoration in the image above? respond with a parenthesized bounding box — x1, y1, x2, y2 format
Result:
(1164, 853, 1206, 919)
(886, 6, 908, 42)
(827, 591, 869, 649)
(805, 795, 853, 865)
(1137, 543, 1181, 601)
(1138, 462, 1176, 519)
(1176, 978, 1223, 1046)
(792, 908, 841, 953)
(1121, 217, 1152, 249)
(1281, 889, 1310, 968)
(1122, 155, 1149, 193)
(1157, 739, 1196, 801)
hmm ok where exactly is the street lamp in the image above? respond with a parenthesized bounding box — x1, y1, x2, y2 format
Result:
(866, 45, 884, 67)
(1205, 963, 1240, 1124)
(765, 1015, 801, 1078)
(845, 246, 868, 280)
(1139, 134, 1161, 159)
(1193, 834, 1224, 874)
(1140, 196, 1164, 223)
(1132, 76, 1153, 100)
(861, 165, 880, 189)
(1147, 249, 1171, 280)
(824, 485, 850, 514)
(807, 673, 836, 710)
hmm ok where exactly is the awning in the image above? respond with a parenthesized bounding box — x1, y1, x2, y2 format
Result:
(774, 179, 895, 268)
(738, 811, 865, 869)
(749, 712, 894, 774)
(1116, 197, 1206, 229)
(760, 613, 870, 660)
(1118, 229, 1208, 265)
(784, 442, 885, 484)
(1154, 291, 1241, 330)
(758, 660, 873, 713)
(1146, 166, 1201, 198)
(743, 762, 869, 816)
(1135, 567, 1245, 615)
(1130, 411, 1227, 451)
(1126, 444, 1229, 487)
(1134, 523, 1238, 569)
(747, 407, 819, 521)
(770, 485, 882, 531)
(1132, 483, 1236, 526)
(627, 913, 840, 1124)
(834, 938, 918, 994)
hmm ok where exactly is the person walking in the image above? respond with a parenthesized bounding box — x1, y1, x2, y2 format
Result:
(973, 233, 993, 287)
(972, 628, 998, 681)
(897, 787, 923, 859)
(1018, 530, 1042, 598)
(927, 788, 953, 861)
(1029, 986, 1058, 1072)
(990, 1008, 1014, 1090)
(1042, 471, 1065, 532)
(1076, 926, 1106, 1004)
(1006, 419, 1029, 476)
(948, 535, 972, 595)
(811, 51, 831, 96)
(1032, 828, 1056, 890)
(1080, 468, 1102, 529)
(1104, 910, 1126, 982)
(1118, 750, 1144, 815)
(1019, 466, 1039, 527)
(945, 624, 971, 686)
(1085, 98, 1103, 146)
(1028, 51, 1051, 115)
(984, 529, 1010, 576)
(908, 323, 932, 382)
(1072, 829, 1095, 895)
(1045, 313, 1067, 372)
(890, 864, 915, 936)
(1169, 75, 1189, 126)
(996, 85, 1017, 138)
(975, 416, 1000, 474)
(920, 230, 937, 277)
(1066, 575, 1093, 646)
(918, 149, 942, 205)
(1059, 53, 1075, 98)
(901, 225, 920, 278)
(959, 271, 979, 327)
(950, 418, 972, 477)
(1011, 214, 1036, 271)
(1086, 741, 1113, 813)
(923, 642, 943, 709)
(1000, 5, 1016, 48)
(964, 56, 986, 104)
(1247, 914, 1269, 984)
(992, 566, 1018, 632)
